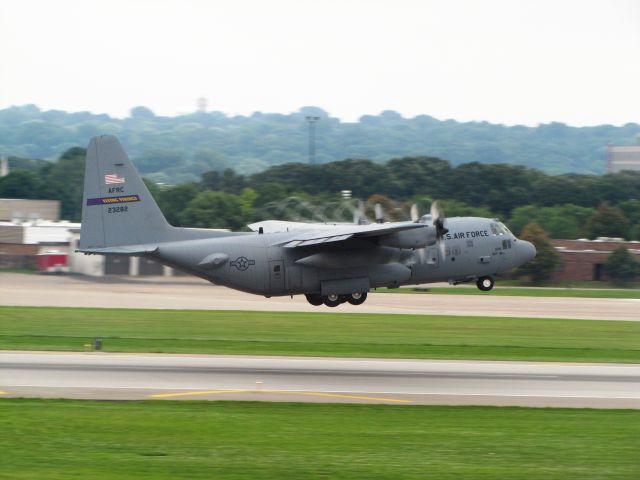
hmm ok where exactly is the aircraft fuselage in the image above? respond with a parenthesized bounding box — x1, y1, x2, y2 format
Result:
(155, 217, 535, 297)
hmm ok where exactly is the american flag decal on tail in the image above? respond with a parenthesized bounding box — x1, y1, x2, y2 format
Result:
(104, 173, 125, 184)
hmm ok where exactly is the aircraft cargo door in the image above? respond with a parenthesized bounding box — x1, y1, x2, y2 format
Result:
(269, 260, 285, 294)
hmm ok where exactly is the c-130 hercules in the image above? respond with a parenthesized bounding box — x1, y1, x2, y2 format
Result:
(79, 136, 536, 307)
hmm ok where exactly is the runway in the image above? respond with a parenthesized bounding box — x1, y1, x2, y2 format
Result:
(2, 351, 639, 409)
(1, 273, 638, 320)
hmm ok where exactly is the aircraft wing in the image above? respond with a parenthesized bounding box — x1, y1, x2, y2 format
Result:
(264, 222, 425, 248)
(248, 220, 347, 234)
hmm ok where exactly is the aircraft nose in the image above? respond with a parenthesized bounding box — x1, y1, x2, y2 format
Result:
(516, 240, 536, 264)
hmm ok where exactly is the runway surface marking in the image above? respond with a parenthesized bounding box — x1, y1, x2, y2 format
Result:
(2, 351, 639, 408)
(149, 389, 412, 403)
(2, 384, 639, 402)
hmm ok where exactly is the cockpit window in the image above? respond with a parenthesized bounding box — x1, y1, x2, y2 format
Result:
(490, 222, 508, 235)
(498, 222, 512, 235)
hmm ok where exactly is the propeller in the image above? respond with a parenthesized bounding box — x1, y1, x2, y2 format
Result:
(410, 203, 420, 223)
(374, 203, 384, 224)
(430, 201, 449, 258)
(353, 200, 369, 225)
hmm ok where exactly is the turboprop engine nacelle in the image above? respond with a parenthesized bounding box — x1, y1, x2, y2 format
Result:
(378, 225, 436, 249)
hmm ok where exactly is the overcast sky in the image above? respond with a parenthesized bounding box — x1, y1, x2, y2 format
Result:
(1, 0, 639, 126)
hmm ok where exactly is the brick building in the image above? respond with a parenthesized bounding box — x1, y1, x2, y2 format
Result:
(0, 199, 60, 222)
(607, 136, 640, 173)
(551, 238, 640, 281)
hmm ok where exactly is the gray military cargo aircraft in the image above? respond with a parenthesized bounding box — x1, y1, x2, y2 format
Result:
(79, 135, 536, 307)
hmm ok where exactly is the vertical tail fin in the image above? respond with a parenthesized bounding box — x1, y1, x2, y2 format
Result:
(79, 135, 171, 250)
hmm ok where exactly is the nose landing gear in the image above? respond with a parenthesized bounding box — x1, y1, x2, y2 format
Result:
(476, 276, 495, 291)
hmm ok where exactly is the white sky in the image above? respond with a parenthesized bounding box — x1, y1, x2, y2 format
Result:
(1, 0, 639, 126)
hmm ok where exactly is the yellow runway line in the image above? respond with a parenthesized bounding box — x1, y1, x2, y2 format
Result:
(150, 389, 411, 403)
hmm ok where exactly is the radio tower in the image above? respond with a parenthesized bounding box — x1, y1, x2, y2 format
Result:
(305, 116, 320, 165)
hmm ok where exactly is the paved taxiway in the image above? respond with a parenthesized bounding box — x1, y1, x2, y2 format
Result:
(1, 273, 638, 320)
(1, 352, 639, 409)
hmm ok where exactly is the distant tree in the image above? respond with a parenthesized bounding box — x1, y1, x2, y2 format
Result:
(191, 149, 229, 172)
(135, 149, 183, 174)
(509, 204, 595, 239)
(143, 178, 161, 199)
(41, 147, 86, 220)
(617, 199, 640, 240)
(255, 182, 289, 205)
(514, 222, 560, 284)
(583, 202, 630, 239)
(436, 199, 496, 219)
(3, 104, 640, 178)
(239, 187, 259, 221)
(179, 191, 248, 230)
(200, 168, 246, 194)
(129, 106, 155, 119)
(0, 170, 43, 199)
(7, 156, 49, 172)
(605, 246, 638, 285)
(156, 183, 200, 226)
(387, 156, 452, 199)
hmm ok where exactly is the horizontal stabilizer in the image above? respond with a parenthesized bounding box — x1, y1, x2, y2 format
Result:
(77, 245, 159, 256)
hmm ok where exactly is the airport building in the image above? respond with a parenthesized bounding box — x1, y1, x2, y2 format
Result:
(550, 238, 640, 282)
(0, 198, 75, 270)
(607, 136, 640, 173)
(0, 198, 182, 275)
(0, 198, 60, 222)
(68, 230, 174, 277)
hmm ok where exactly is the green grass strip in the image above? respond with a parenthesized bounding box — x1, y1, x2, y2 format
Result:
(0, 399, 639, 480)
(1, 306, 640, 363)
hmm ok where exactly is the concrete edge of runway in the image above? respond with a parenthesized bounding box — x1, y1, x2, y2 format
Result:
(2, 272, 639, 320)
(1, 349, 638, 367)
(2, 351, 639, 409)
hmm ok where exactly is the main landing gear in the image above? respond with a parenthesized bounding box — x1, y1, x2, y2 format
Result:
(305, 292, 368, 307)
(476, 276, 495, 291)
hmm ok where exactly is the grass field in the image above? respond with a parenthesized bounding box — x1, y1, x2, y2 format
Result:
(382, 286, 640, 298)
(1, 306, 639, 363)
(498, 279, 640, 289)
(0, 399, 638, 480)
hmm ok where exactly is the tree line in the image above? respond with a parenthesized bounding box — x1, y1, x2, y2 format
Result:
(1, 147, 639, 241)
(2, 105, 640, 184)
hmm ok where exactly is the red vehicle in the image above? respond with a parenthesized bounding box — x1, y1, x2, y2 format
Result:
(37, 252, 69, 274)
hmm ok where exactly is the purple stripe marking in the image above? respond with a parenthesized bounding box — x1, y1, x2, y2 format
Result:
(86, 195, 140, 206)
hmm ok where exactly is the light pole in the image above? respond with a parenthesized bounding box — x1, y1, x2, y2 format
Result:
(305, 116, 320, 165)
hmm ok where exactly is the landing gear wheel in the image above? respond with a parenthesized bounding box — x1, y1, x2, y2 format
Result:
(347, 292, 368, 305)
(476, 276, 494, 291)
(323, 294, 342, 307)
(305, 294, 324, 306)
